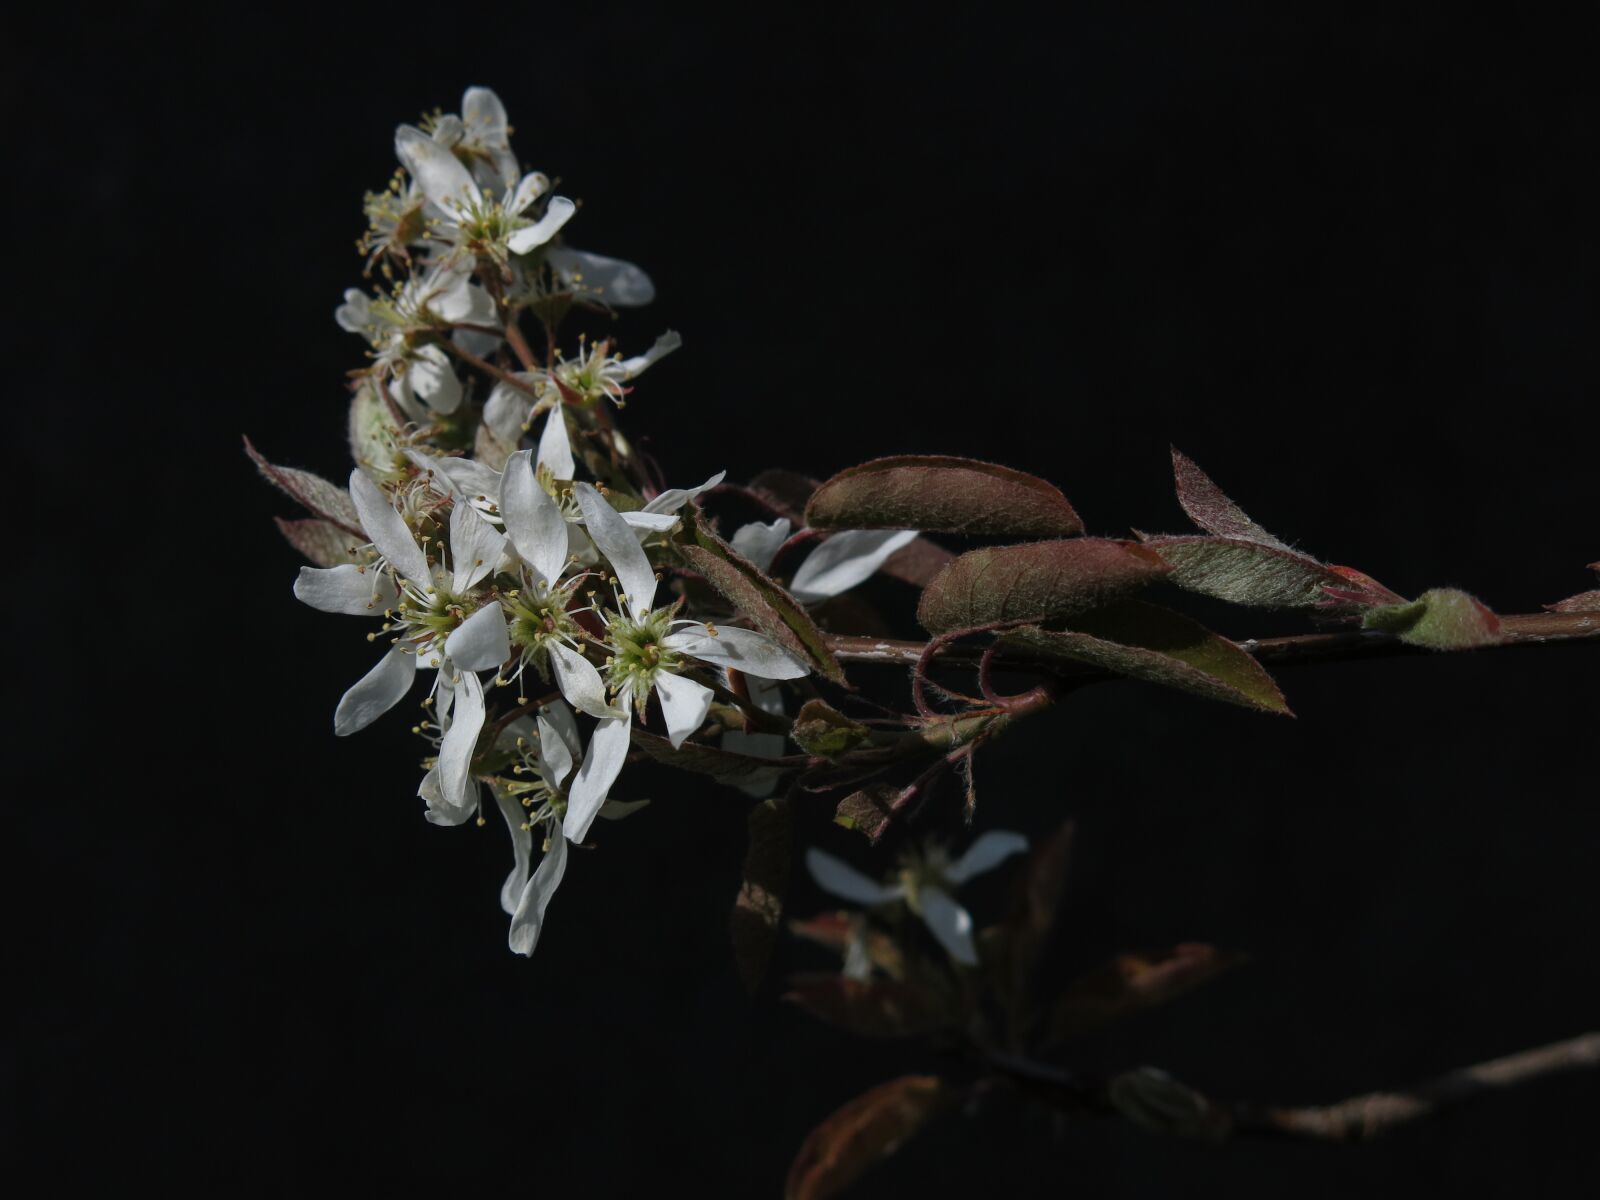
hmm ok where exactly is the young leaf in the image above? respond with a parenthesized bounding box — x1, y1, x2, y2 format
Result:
(1170, 448, 1290, 549)
(732, 794, 792, 994)
(783, 974, 950, 1038)
(1546, 565, 1600, 613)
(998, 602, 1291, 715)
(243, 436, 364, 533)
(878, 535, 956, 588)
(1048, 943, 1245, 1043)
(1137, 535, 1347, 608)
(806, 455, 1083, 538)
(273, 517, 364, 568)
(630, 728, 804, 787)
(793, 700, 874, 760)
(1362, 588, 1504, 649)
(680, 515, 845, 681)
(917, 539, 1169, 635)
(833, 785, 899, 840)
(785, 1075, 955, 1200)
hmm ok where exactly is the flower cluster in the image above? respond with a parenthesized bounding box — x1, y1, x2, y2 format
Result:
(286, 88, 918, 956)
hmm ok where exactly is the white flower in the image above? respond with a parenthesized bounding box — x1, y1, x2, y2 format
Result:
(804, 831, 1030, 966)
(555, 481, 809, 843)
(731, 519, 918, 604)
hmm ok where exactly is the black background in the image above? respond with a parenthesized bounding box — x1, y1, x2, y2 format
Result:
(18, 7, 1599, 1194)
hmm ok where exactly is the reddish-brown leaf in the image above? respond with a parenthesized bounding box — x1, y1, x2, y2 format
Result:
(731, 794, 792, 994)
(1049, 943, 1246, 1042)
(833, 785, 899, 839)
(806, 455, 1083, 538)
(917, 539, 1170, 634)
(1171, 448, 1290, 550)
(244, 436, 363, 533)
(786, 1075, 955, 1200)
(998, 602, 1291, 715)
(631, 728, 803, 787)
(1547, 589, 1600, 613)
(784, 973, 950, 1038)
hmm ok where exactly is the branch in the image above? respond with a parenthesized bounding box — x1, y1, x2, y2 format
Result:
(825, 611, 1600, 674)
(1232, 1031, 1600, 1141)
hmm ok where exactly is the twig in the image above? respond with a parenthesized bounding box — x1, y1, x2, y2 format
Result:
(1232, 1031, 1600, 1141)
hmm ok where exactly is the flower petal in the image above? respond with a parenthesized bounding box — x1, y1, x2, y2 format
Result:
(621, 510, 680, 535)
(445, 602, 509, 672)
(499, 450, 568, 586)
(349, 469, 429, 583)
(293, 563, 398, 616)
(436, 668, 486, 821)
(654, 671, 712, 749)
(507, 171, 550, 216)
(564, 714, 631, 842)
(395, 124, 480, 216)
(730, 518, 791, 572)
(546, 246, 656, 306)
(662, 625, 809, 680)
(493, 786, 533, 915)
(410, 345, 463, 415)
(536, 406, 575, 481)
(506, 196, 576, 254)
(804, 848, 901, 906)
(616, 330, 682, 377)
(945, 830, 1030, 884)
(919, 888, 979, 965)
(574, 482, 657, 616)
(789, 529, 919, 603)
(641, 471, 726, 516)
(484, 379, 536, 443)
(536, 701, 580, 788)
(334, 645, 417, 736)
(548, 642, 619, 719)
(508, 825, 567, 956)
(449, 500, 507, 593)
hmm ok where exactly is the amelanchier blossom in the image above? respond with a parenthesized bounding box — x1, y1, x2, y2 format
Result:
(805, 832, 1031, 966)
(731, 519, 917, 605)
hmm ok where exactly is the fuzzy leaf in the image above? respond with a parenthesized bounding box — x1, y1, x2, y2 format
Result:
(790, 914, 907, 979)
(793, 700, 874, 760)
(274, 517, 364, 568)
(784, 974, 950, 1038)
(630, 728, 803, 787)
(681, 516, 844, 681)
(1170, 448, 1290, 549)
(996, 820, 1075, 1001)
(833, 785, 899, 840)
(785, 1075, 955, 1200)
(1138, 535, 1347, 608)
(244, 436, 363, 533)
(917, 539, 1169, 635)
(732, 794, 791, 994)
(1362, 588, 1504, 649)
(999, 602, 1291, 715)
(879, 536, 956, 588)
(747, 468, 819, 521)
(807, 455, 1082, 538)
(1547, 589, 1600, 613)
(1049, 943, 1245, 1043)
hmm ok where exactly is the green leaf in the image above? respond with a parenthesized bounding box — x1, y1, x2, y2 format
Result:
(785, 1075, 955, 1200)
(630, 728, 803, 787)
(1048, 943, 1246, 1043)
(1170, 447, 1291, 549)
(916, 539, 1169, 634)
(1362, 587, 1504, 649)
(680, 516, 845, 681)
(998, 602, 1291, 715)
(1138, 534, 1347, 608)
(806, 455, 1083, 538)
(731, 794, 791, 994)
(783, 974, 950, 1038)
(792, 700, 874, 760)
(273, 517, 365, 567)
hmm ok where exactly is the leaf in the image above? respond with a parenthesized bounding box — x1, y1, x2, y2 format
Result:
(243, 436, 363, 533)
(998, 820, 1075, 996)
(680, 515, 844, 682)
(630, 728, 803, 787)
(1170, 448, 1290, 549)
(1546, 589, 1600, 613)
(1362, 588, 1504, 649)
(731, 794, 791, 994)
(1048, 943, 1245, 1042)
(879, 535, 956, 588)
(792, 700, 874, 760)
(790, 913, 907, 979)
(1108, 1068, 1229, 1140)
(747, 467, 820, 521)
(806, 455, 1083, 538)
(833, 785, 899, 839)
(917, 539, 1170, 635)
(998, 602, 1291, 715)
(783, 974, 950, 1038)
(785, 1075, 955, 1200)
(273, 517, 365, 567)
(1138, 535, 1348, 608)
